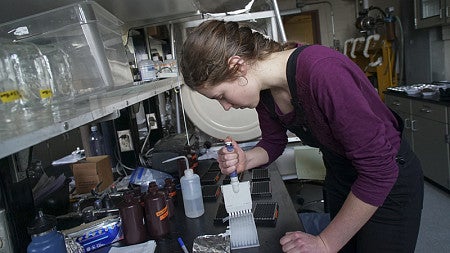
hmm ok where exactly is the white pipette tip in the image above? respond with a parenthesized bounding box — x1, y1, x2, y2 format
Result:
(231, 178, 240, 193)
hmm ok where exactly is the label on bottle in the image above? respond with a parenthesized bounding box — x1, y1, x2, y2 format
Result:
(40, 89, 53, 99)
(0, 90, 20, 103)
(156, 205, 169, 221)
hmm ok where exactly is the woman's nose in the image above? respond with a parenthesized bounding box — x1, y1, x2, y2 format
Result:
(219, 100, 232, 111)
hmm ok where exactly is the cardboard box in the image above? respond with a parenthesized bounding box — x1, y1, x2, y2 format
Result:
(72, 155, 113, 194)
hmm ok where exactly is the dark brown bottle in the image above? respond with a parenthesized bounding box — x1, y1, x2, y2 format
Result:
(143, 182, 170, 238)
(118, 191, 147, 245)
(164, 178, 176, 218)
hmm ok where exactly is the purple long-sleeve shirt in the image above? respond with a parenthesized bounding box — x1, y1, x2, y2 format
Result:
(255, 45, 401, 206)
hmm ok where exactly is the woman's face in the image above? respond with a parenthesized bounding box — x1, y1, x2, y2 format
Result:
(196, 79, 260, 111)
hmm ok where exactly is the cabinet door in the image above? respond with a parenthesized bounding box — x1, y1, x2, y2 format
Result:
(414, 0, 447, 28)
(397, 111, 414, 150)
(412, 115, 449, 188)
(447, 0, 450, 24)
(385, 95, 411, 114)
(384, 95, 413, 149)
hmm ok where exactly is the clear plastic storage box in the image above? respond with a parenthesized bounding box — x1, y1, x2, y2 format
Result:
(0, 1, 132, 98)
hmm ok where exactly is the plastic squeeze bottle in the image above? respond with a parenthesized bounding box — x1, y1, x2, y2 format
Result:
(180, 168, 204, 218)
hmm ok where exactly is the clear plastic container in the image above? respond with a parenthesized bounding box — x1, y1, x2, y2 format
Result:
(138, 59, 157, 82)
(38, 45, 75, 119)
(1, 41, 53, 120)
(0, 45, 22, 128)
(164, 54, 178, 74)
(38, 45, 74, 102)
(180, 169, 204, 218)
(152, 56, 162, 74)
(0, 1, 133, 98)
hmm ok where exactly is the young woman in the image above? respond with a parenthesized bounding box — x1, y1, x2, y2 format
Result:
(180, 20, 423, 253)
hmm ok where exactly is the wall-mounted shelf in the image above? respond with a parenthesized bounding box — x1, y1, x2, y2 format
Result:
(0, 78, 182, 159)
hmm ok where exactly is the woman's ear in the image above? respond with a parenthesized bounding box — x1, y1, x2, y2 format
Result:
(228, 56, 247, 76)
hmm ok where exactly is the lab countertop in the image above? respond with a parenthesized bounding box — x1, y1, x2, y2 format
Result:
(101, 160, 303, 253)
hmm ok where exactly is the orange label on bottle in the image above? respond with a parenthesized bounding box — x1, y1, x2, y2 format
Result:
(0, 90, 20, 103)
(156, 205, 168, 220)
(40, 89, 53, 99)
(169, 191, 176, 198)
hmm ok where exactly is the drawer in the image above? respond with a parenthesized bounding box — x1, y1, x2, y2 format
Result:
(385, 95, 411, 114)
(411, 100, 447, 123)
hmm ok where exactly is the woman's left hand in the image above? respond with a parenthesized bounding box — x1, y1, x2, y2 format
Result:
(280, 231, 328, 253)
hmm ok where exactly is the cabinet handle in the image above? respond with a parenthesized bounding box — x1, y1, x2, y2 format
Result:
(420, 107, 432, 113)
(392, 101, 400, 106)
(404, 118, 411, 129)
(411, 119, 418, 132)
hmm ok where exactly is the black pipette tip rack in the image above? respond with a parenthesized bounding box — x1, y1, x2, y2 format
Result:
(251, 168, 270, 181)
(202, 185, 221, 202)
(251, 180, 272, 198)
(253, 202, 279, 227)
(213, 203, 228, 226)
(200, 171, 221, 185)
(208, 162, 221, 171)
(213, 202, 279, 227)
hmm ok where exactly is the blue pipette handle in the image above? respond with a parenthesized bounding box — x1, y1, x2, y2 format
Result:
(225, 141, 237, 177)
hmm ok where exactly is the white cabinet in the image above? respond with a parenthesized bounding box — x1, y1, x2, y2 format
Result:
(385, 94, 450, 190)
(414, 0, 450, 28)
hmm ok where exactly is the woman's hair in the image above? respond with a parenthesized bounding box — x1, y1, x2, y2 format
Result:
(180, 20, 294, 89)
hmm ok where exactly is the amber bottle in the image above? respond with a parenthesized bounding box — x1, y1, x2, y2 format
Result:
(118, 191, 147, 245)
(143, 182, 170, 238)
(164, 178, 176, 218)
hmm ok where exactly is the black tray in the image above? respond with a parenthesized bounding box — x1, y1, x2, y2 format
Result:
(253, 202, 279, 227)
(213, 203, 228, 226)
(251, 168, 270, 181)
(251, 180, 272, 199)
(200, 171, 221, 185)
(202, 185, 221, 202)
(208, 162, 221, 171)
(213, 202, 279, 227)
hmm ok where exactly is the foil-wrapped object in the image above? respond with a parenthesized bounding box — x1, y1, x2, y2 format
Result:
(193, 233, 230, 253)
(65, 237, 85, 253)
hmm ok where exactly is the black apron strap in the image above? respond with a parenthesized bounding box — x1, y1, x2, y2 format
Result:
(287, 45, 310, 109)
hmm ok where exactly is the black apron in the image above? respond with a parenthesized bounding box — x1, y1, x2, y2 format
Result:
(261, 46, 423, 253)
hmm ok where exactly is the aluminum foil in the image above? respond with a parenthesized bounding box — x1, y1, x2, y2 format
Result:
(193, 233, 230, 253)
(65, 237, 85, 253)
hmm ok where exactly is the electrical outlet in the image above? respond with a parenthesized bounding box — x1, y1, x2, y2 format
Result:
(146, 113, 158, 130)
(117, 130, 134, 152)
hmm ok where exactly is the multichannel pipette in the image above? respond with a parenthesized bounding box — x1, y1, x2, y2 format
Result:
(225, 141, 239, 193)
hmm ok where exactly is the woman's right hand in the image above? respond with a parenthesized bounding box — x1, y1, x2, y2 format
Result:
(217, 137, 247, 175)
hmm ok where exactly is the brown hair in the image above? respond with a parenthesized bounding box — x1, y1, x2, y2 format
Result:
(180, 20, 294, 89)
